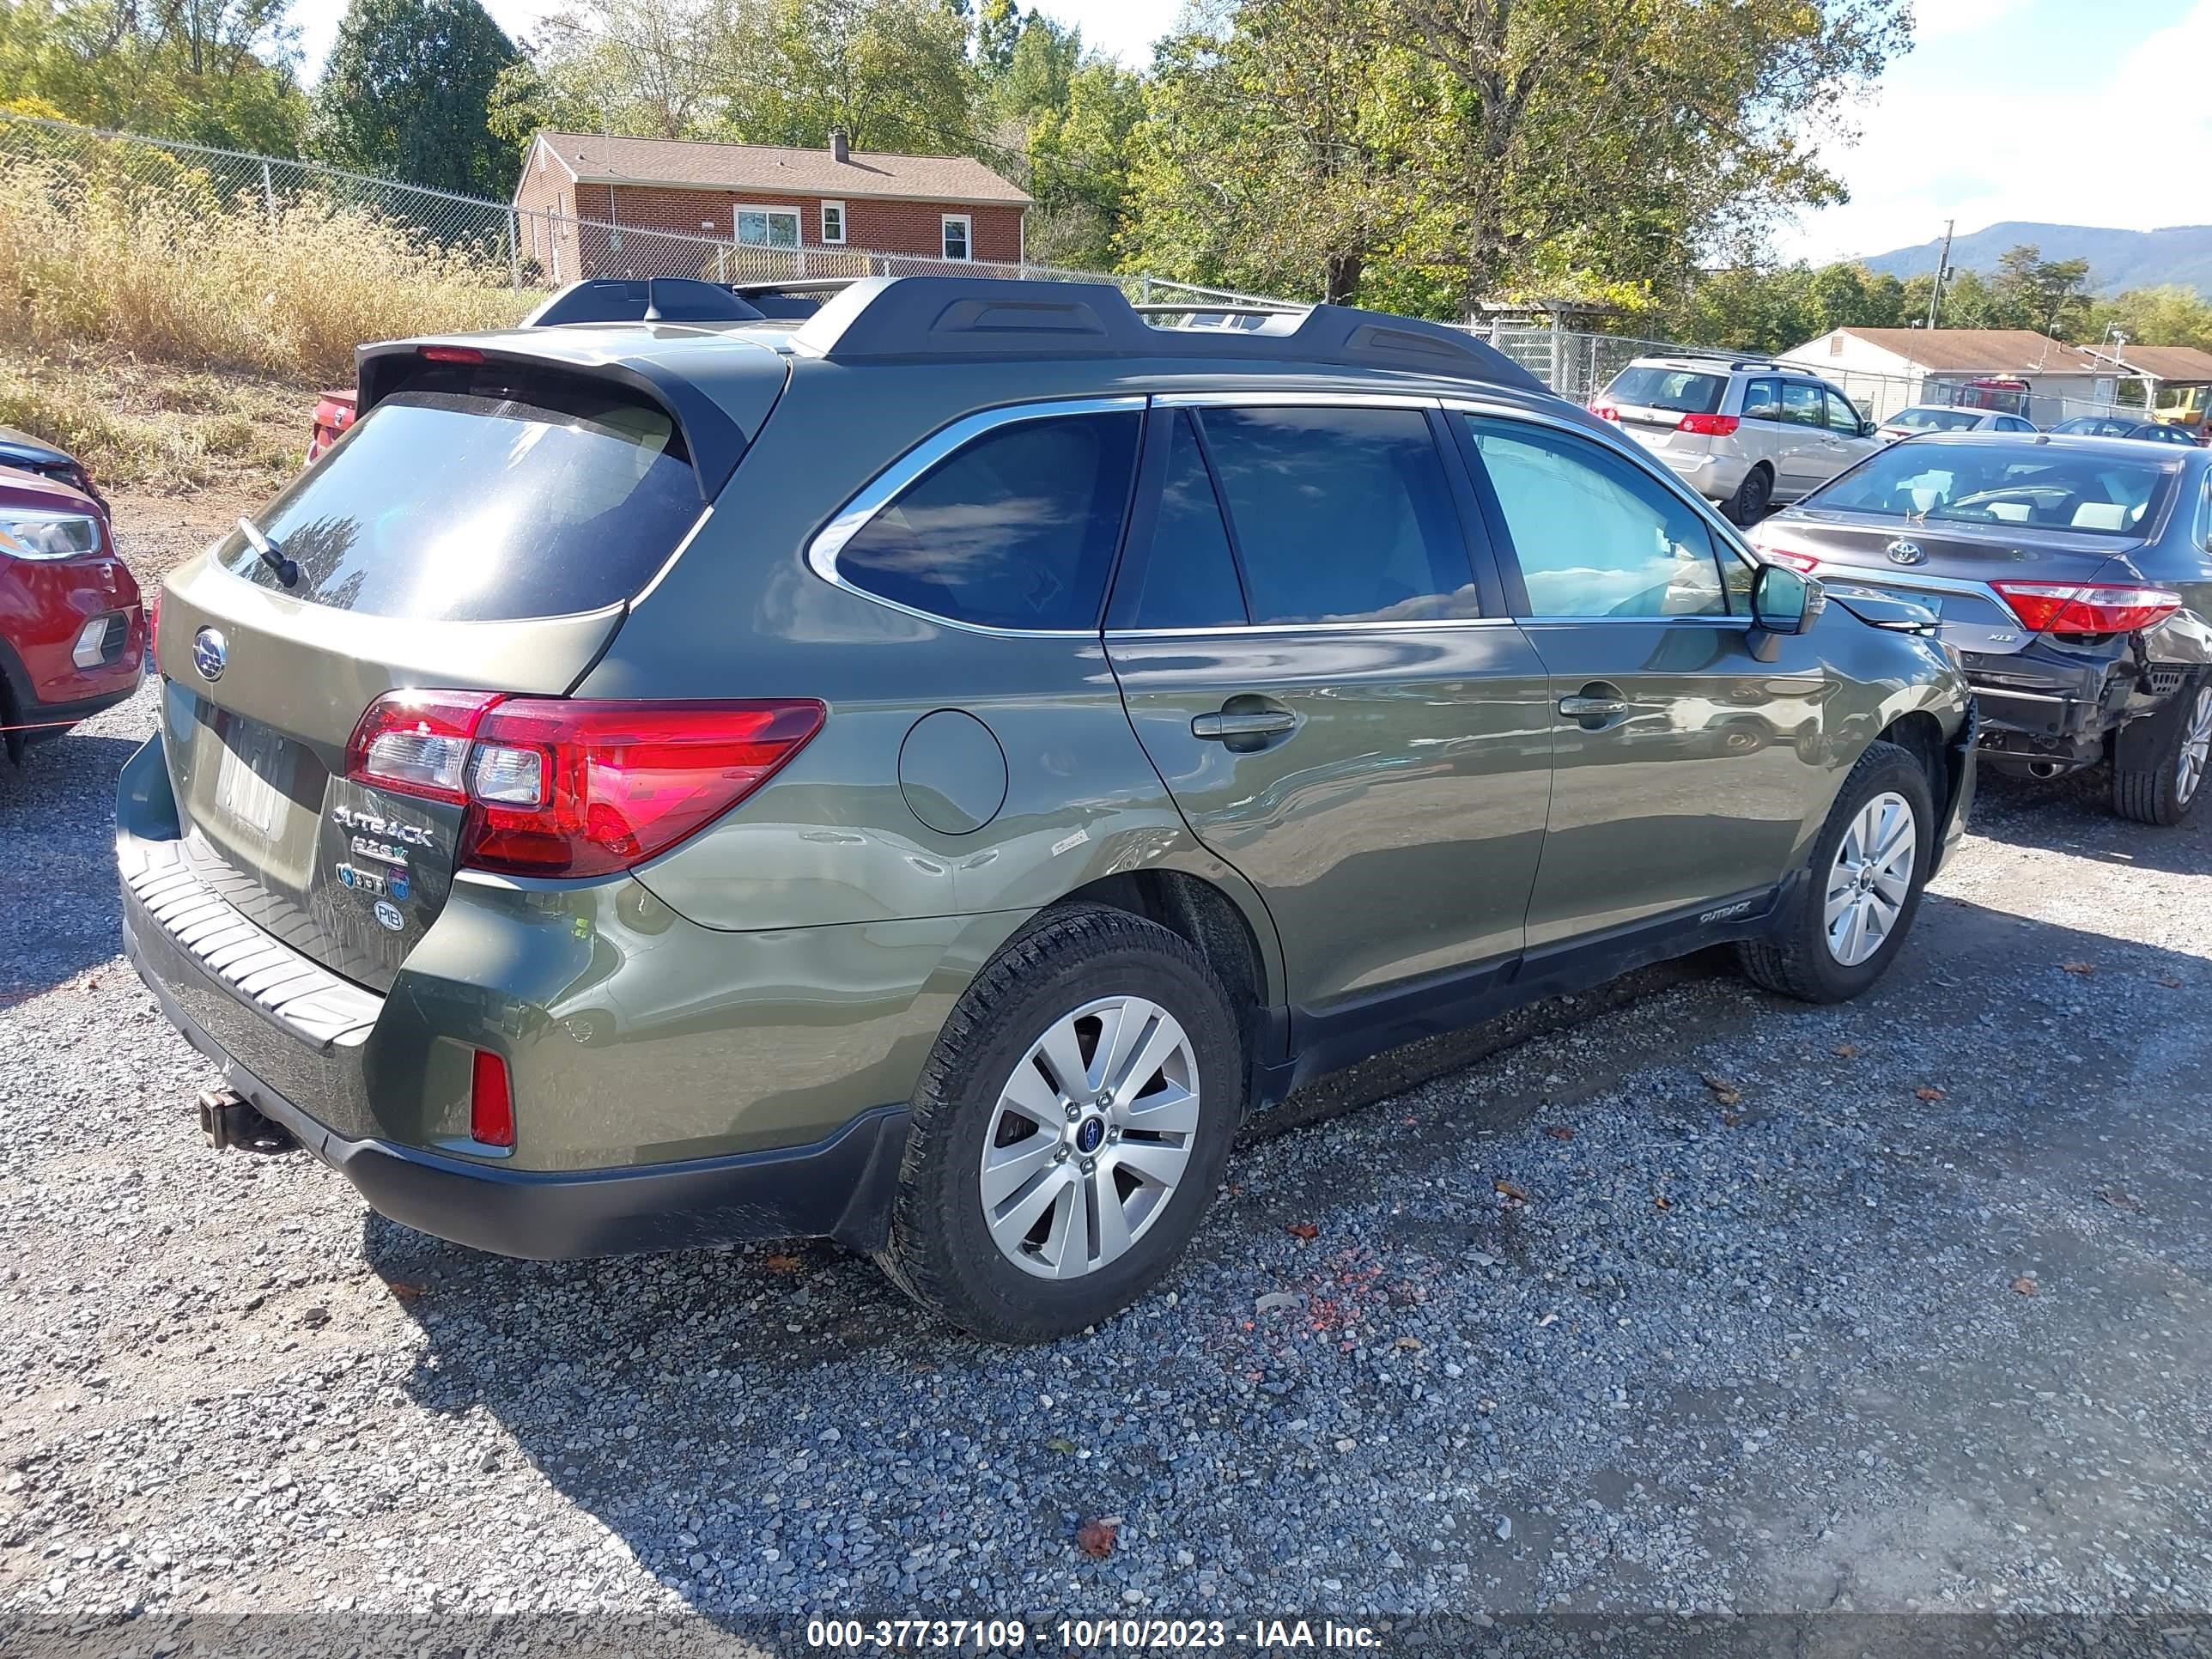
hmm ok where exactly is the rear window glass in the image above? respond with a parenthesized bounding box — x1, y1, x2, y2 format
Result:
(1604, 367, 1724, 415)
(835, 411, 1140, 632)
(1811, 441, 2177, 535)
(219, 385, 703, 621)
(1891, 407, 1984, 432)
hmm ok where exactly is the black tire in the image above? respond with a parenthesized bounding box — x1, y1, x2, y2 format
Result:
(875, 905, 1243, 1342)
(2112, 678, 2211, 826)
(1723, 464, 1772, 526)
(1738, 739, 1935, 1004)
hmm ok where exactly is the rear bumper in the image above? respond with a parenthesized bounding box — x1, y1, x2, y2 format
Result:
(112, 732, 975, 1260)
(1964, 645, 2169, 769)
(123, 869, 912, 1258)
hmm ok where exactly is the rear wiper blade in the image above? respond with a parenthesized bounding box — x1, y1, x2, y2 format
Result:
(237, 518, 298, 586)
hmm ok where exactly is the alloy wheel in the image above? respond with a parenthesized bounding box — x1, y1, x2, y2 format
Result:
(978, 996, 1200, 1280)
(1824, 791, 1917, 968)
(2176, 687, 2212, 805)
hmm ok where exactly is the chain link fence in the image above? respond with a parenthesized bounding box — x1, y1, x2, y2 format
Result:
(0, 109, 1273, 311)
(1, 107, 2156, 432)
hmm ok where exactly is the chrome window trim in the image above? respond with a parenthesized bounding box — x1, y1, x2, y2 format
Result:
(1106, 617, 1515, 640)
(1514, 614, 1747, 628)
(805, 395, 1148, 640)
(1154, 391, 1443, 410)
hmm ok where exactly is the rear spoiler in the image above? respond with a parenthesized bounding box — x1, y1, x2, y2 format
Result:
(353, 337, 752, 496)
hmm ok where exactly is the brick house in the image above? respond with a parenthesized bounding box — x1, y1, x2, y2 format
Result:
(512, 130, 1031, 284)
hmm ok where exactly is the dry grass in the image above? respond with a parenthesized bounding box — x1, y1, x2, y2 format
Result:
(0, 153, 531, 384)
(0, 344, 306, 495)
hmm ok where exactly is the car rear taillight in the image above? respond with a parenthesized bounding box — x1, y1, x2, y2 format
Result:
(1677, 413, 1741, 436)
(345, 689, 501, 805)
(1990, 581, 2183, 636)
(1761, 550, 1821, 574)
(1589, 403, 1621, 422)
(420, 345, 485, 365)
(470, 1049, 514, 1148)
(343, 692, 826, 878)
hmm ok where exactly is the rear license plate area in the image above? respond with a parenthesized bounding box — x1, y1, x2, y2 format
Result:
(211, 713, 294, 840)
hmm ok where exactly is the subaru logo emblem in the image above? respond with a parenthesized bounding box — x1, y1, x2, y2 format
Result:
(191, 626, 228, 680)
(1885, 539, 1927, 566)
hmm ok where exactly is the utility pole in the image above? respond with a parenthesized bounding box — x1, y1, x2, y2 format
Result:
(1925, 218, 1955, 331)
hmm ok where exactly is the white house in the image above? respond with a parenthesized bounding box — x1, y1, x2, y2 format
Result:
(1781, 327, 2127, 424)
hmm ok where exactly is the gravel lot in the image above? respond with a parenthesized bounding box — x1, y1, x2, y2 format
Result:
(4, 504, 2211, 1655)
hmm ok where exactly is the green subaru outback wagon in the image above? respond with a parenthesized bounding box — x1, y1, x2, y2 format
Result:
(123, 276, 1973, 1340)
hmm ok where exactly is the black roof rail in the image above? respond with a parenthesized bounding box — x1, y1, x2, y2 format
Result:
(786, 276, 1548, 390)
(523, 278, 765, 327)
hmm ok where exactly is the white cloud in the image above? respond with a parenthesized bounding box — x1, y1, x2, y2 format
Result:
(1784, 0, 2212, 264)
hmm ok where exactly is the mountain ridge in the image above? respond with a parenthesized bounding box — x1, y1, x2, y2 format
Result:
(1854, 222, 2212, 296)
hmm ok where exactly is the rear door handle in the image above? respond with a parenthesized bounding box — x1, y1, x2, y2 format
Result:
(1193, 710, 1297, 741)
(1557, 696, 1627, 718)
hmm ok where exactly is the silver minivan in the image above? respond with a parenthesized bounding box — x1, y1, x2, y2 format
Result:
(1594, 356, 1885, 524)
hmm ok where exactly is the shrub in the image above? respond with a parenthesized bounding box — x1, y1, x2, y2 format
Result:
(0, 149, 530, 383)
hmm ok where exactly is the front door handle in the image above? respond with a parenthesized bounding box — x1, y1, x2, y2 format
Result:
(1193, 709, 1297, 741)
(1557, 695, 1627, 718)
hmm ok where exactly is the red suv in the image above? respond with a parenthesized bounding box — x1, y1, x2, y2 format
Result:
(0, 465, 143, 760)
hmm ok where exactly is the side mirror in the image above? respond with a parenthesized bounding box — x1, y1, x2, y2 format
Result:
(1858, 418, 1878, 438)
(1748, 563, 1820, 659)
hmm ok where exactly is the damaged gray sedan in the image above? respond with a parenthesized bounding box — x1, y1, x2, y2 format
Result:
(1752, 432, 2212, 824)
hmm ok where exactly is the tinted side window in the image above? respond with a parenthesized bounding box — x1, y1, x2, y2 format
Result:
(1782, 383, 1826, 428)
(1463, 418, 1728, 618)
(1824, 390, 1863, 434)
(835, 411, 1140, 631)
(1197, 406, 1479, 624)
(1741, 378, 1781, 422)
(1113, 411, 1248, 629)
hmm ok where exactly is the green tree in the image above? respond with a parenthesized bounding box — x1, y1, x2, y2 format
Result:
(993, 9, 1078, 121)
(1990, 243, 2094, 338)
(487, 0, 732, 143)
(1018, 52, 1140, 268)
(0, 0, 307, 151)
(1385, 0, 1910, 310)
(1122, 0, 1426, 303)
(314, 0, 519, 194)
(2090, 286, 2212, 352)
(716, 0, 977, 152)
(973, 0, 1020, 80)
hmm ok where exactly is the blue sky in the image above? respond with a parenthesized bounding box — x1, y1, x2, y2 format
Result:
(286, 0, 2212, 265)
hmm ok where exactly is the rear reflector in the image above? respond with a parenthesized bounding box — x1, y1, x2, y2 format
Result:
(344, 691, 827, 878)
(1677, 413, 1741, 436)
(1589, 403, 1620, 422)
(1990, 581, 2183, 636)
(470, 1048, 514, 1148)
